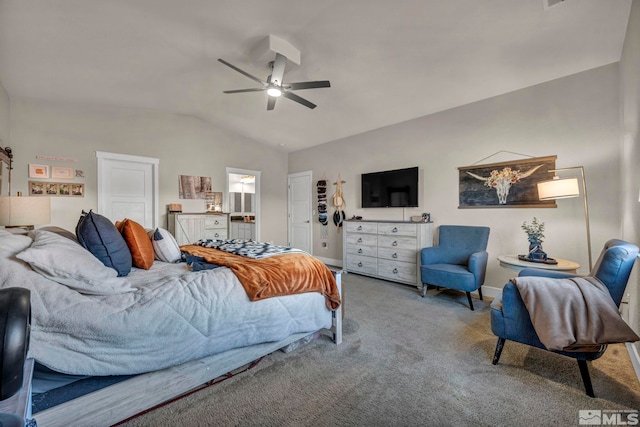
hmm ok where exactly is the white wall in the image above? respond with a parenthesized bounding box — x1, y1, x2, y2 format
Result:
(289, 63, 622, 291)
(620, 0, 640, 358)
(9, 98, 290, 244)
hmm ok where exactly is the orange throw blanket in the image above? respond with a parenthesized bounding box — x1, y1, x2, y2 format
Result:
(180, 245, 341, 311)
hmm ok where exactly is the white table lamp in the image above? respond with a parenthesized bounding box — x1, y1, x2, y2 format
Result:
(0, 196, 51, 231)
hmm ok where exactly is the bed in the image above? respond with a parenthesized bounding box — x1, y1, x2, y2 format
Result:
(0, 221, 342, 426)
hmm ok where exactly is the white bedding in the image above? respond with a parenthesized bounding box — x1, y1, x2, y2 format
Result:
(0, 230, 332, 376)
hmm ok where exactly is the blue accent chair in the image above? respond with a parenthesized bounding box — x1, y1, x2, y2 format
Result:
(490, 239, 639, 397)
(420, 225, 490, 310)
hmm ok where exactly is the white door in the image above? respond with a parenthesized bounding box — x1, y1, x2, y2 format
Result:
(288, 171, 312, 252)
(97, 152, 159, 228)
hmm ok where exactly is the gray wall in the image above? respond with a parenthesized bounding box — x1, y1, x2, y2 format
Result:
(289, 63, 622, 291)
(8, 98, 290, 244)
(0, 81, 8, 144)
(620, 0, 640, 356)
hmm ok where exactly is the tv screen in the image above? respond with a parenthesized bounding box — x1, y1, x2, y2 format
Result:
(361, 167, 419, 208)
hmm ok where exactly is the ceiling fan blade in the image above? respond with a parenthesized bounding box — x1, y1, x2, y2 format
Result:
(283, 91, 317, 109)
(223, 88, 266, 94)
(270, 53, 287, 86)
(267, 96, 277, 111)
(285, 81, 331, 90)
(218, 59, 266, 86)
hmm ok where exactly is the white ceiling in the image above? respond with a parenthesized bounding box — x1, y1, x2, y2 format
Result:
(0, 0, 632, 152)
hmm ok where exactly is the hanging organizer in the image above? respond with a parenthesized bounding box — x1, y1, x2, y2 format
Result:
(332, 174, 346, 228)
(317, 175, 328, 226)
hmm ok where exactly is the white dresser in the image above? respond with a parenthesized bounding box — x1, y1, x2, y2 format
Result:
(168, 213, 229, 245)
(229, 221, 256, 240)
(343, 220, 434, 286)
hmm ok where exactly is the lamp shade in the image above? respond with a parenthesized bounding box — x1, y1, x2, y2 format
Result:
(0, 196, 51, 228)
(537, 177, 580, 200)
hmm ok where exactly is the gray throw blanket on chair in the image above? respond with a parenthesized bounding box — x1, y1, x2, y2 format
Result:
(512, 276, 640, 352)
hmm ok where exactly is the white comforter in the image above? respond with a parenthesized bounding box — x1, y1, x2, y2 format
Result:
(0, 231, 332, 376)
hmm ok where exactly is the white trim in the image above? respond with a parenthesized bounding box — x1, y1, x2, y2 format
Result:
(288, 170, 313, 254)
(226, 167, 261, 241)
(96, 151, 159, 164)
(96, 151, 159, 228)
(626, 342, 640, 383)
(315, 256, 342, 268)
(478, 285, 502, 300)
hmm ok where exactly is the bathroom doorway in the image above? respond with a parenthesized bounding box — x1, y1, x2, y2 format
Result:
(226, 167, 261, 241)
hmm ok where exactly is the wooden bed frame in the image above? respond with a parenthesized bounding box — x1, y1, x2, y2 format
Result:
(33, 271, 343, 427)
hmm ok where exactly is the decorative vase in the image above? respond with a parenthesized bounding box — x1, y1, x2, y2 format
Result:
(528, 240, 547, 261)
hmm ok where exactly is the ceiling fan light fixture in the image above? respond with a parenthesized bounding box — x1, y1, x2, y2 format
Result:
(267, 86, 282, 97)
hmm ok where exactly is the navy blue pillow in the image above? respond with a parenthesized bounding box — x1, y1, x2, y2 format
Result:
(76, 210, 132, 277)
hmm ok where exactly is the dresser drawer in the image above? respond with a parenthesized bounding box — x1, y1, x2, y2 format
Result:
(346, 233, 377, 247)
(345, 222, 378, 234)
(346, 243, 377, 257)
(204, 229, 227, 240)
(377, 247, 416, 264)
(378, 259, 416, 283)
(378, 223, 417, 237)
(346, 254, 377, 275)
(205, 216, 227, 229)
(378, 235, 418, 251)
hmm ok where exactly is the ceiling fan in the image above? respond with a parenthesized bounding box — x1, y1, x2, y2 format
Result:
(218, 53, 330, 110)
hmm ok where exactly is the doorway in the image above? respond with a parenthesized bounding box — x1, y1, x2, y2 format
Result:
(226, 167, 261, 241)
(97, 151, 159, 228)
(287, 171, 312, 253)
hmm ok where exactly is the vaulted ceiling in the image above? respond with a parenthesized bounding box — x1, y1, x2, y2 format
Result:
(0, 0, 632, 152)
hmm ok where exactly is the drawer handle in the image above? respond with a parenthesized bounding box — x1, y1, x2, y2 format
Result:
(358, 262, 363, 267)
(214, 220, 220, 225)
(392, 253, 398, 258)
(357, 238, 362, 243)
(393, 268, 398, 274)
(357, 225, 362, 231)
(358, 249, 363, 254)
(392, 227, 398, 233)
(392, 241, 398, 246)
(215, 233, 220, 237)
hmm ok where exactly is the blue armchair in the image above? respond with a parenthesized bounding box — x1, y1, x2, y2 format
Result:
(420, 225, 490, 310)
(490, 239, 639, 397)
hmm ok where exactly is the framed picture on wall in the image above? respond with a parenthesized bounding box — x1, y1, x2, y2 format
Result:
(29, 181, 45, 195)
(71, 184, 84, 196)
(29, 164, 49, 179)
(52, 166, 74, 179)
(45, 183, 59, 195)
(458, 155, 558, 208)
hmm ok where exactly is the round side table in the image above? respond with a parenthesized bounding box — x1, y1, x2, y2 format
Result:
(497, 254, 580, 274)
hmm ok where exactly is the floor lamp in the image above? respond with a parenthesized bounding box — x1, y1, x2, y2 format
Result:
(536, 166, 592, 271)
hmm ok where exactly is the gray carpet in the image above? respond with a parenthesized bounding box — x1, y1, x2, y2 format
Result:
(120, 273, 640, 426)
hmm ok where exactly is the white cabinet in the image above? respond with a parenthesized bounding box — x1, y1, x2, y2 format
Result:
(343, 220, 433, 286)
(229, 221, 256, 240)
(168, 213, 229, 245)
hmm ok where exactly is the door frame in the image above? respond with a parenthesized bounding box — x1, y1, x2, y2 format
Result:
(96, 151, 160, 228)
(287, 170, 313, 253)
(225, 167, 261, 241)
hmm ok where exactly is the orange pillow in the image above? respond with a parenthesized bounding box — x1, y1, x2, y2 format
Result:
(116, 219, 154, 270)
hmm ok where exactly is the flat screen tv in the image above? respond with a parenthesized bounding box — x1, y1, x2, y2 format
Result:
(361, 166, 419, 208)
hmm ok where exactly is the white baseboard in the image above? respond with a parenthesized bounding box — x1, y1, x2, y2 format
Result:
(315, 256, 342, 268)
(626, 342, 640, 383)
(478, 285, 502, 300)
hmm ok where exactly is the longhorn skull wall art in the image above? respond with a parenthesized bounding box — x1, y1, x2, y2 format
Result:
(458, 155, 557, 208)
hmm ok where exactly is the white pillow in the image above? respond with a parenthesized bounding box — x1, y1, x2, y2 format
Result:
(148, 228, 181, 263)
(0, 231, 33, 255)
(16, 230, 135, 295)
